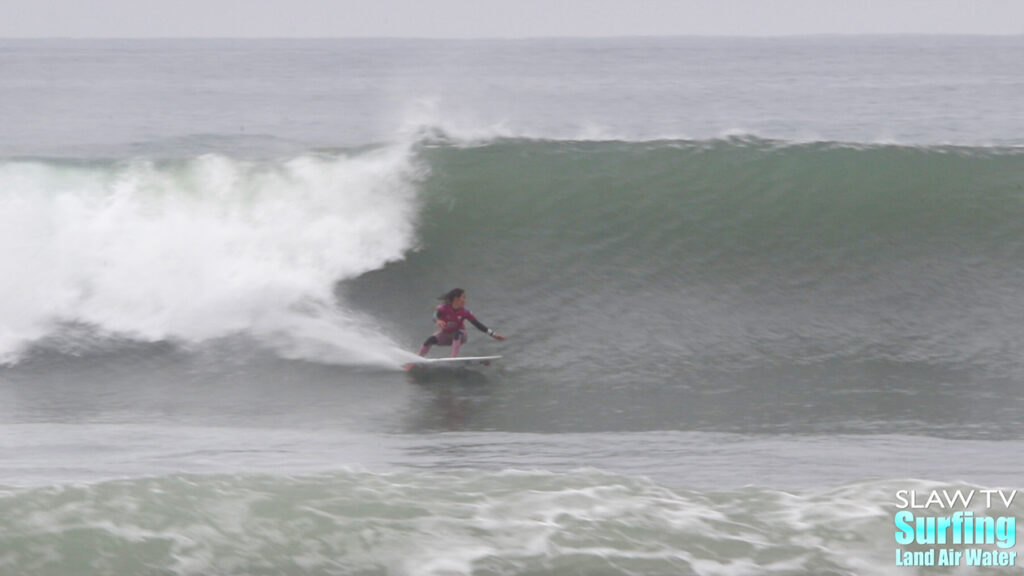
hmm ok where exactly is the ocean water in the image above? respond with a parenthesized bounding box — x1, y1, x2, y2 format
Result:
(2, 36, 1024, 575)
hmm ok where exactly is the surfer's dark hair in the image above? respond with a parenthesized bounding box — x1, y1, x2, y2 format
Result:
(439, 288, 465, 303)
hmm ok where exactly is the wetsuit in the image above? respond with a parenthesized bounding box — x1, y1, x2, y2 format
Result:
(419, 303, 494, 356)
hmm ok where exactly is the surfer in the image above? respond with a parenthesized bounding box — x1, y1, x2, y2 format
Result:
(418, 288, 505, 357)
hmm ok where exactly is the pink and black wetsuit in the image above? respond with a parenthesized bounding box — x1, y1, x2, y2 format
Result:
(419, 303, 494, 357)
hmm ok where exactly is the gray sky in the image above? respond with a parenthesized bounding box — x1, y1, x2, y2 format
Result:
(2, 0, 1022, 38)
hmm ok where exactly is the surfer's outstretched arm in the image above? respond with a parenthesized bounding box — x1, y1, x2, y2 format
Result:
(469, 318, 505, 341)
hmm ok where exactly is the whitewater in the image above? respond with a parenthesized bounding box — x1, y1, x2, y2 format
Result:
(0, 149, 424, 366)
(2, 36, 1024, 575)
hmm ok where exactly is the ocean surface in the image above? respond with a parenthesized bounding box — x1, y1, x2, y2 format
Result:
(2, 36, 1024, 575)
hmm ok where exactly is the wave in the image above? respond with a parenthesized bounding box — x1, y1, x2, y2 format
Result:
(4, 470, 1005, 576)
(5, 137, 1024, 376)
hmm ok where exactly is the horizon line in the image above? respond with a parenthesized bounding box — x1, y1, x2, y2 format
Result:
(2, 32, 1023, 41)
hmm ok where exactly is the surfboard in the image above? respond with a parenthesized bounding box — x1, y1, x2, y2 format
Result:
(403, 355, 502, 371)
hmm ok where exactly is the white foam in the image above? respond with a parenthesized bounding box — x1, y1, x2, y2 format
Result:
(0, 145, 423, 365)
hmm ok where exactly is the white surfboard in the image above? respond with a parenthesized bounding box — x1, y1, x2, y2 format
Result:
(404, 355, 502, 370)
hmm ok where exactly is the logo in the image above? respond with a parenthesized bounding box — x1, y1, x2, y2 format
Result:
(894, 489, 1018, 568)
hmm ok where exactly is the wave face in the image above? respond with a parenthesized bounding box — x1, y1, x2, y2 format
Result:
(363, 138, 1024, 371)
(0, 147, 423, 366)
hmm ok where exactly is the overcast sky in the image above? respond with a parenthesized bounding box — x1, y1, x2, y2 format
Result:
(2, 0, 1021, 38)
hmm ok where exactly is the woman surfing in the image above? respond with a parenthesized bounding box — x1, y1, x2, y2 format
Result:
(417, 288, 505, 357)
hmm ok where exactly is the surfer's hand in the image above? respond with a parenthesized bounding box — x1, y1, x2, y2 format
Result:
(492, 333, 505, 341)
(436, 320, 445, 329)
